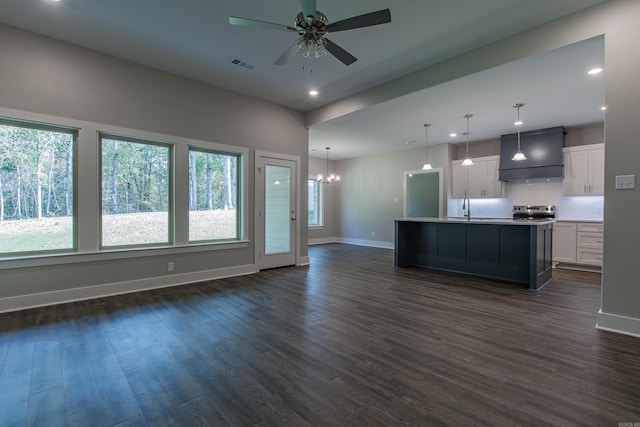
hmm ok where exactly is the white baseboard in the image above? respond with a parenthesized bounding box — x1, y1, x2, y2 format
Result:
(0, 264, 257, 314)
(297, 256, 310, 266)
(336, 237, 394, 250)
(309, 237, 337, 246)
(596, 310, 640, 338)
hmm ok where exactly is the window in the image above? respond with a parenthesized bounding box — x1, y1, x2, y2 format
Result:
(188, 148, 239, 242)
(0, 119, 76, 255)
(100, 135, 171, 248)
(308, 178, 322, 227)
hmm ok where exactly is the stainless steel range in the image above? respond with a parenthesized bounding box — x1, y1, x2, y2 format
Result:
(512, 205, 555, 221)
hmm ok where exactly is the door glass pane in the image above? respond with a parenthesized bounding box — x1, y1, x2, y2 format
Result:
(265, 165, 291, 254)
(408, 172, 440, 217)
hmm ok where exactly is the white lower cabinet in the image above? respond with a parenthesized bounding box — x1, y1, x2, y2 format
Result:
(553, 222, 577, 263)
(553, 221, 603, 268)
(576, 222, 604, 266)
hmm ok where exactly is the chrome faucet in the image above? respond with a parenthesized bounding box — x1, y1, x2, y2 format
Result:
(462, 192, 470, 221)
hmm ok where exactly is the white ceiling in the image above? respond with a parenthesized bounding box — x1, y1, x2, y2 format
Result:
(310, 36, 605, 159)
(0, 0, 606, 159)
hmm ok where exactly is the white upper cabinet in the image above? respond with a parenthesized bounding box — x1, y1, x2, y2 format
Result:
(451, 156, 504, 198)
(451, 162, 468, 199)
(563, 144, 604, 196)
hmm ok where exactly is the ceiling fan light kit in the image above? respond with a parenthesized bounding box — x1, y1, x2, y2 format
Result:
(229, 1, 391, 66)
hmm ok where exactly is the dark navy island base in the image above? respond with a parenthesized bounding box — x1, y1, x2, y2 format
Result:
(394, 217, 554, 290)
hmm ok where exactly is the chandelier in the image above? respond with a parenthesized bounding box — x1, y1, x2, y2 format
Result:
(317, 147, 340, 184)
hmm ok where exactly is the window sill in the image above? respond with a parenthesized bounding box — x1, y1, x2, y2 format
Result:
(0, 240, 250, 271)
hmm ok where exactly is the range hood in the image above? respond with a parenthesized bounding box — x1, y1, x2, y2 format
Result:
(498, 126, 565, 181)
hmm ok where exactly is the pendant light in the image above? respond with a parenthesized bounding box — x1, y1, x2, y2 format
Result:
(512, 103, 527, 161)
(461, 114, 474, 166)
(317, 147, 340, 184)
(422, 123, 433, 170)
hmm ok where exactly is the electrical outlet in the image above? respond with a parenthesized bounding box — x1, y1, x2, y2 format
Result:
(168, 262, 175, 272)
(615, 175, 635, 190)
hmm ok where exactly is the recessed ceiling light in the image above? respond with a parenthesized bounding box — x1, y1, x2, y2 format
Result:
(449, 133, 457, 137)
(587, 67, 603, 75)
(309, 90, 319, 96)
(601, 106, 607, 111)
(514, 120, 523, 126)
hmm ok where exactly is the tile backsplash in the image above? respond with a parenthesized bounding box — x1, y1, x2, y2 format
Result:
(448, 180, 603, 221)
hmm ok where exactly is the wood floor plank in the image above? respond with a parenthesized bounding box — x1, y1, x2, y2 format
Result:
(0, 368, 31, 426)
(90, 354, 143, 425)
(1, 243, 640, 426)
(30, 340, 62, 395)
(27, 386, 66, 427)
(117, 349, 182, 426)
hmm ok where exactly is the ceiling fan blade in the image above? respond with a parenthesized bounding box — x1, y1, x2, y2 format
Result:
(300, 0, 317, 23)
(325, 39, 357, 66)
(229, 16, 297, 32)
(274, 43, 301, 65)
(326, 9, 391, 32)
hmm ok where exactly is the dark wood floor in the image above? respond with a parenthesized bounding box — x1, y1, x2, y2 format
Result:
(1, 244, 639, 426)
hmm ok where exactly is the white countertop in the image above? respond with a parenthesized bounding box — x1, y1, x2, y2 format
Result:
(554, 219, 603, 223)
(395, 217, 555, 226)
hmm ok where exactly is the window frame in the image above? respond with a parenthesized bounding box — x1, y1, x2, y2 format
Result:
(0, 108, 249, 268)
(98, 132, 174, 250)
(307, 177, 323, 228)
(187, 146, 242, 243)
(0, 116, 79, 257)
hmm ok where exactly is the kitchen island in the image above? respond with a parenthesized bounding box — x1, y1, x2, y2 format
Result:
(394, 217, 554, 290)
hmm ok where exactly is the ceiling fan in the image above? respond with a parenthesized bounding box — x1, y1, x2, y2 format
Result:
(229, 0, 391, 66)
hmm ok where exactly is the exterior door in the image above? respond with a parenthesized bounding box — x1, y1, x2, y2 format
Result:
(256, 153, 298, 269)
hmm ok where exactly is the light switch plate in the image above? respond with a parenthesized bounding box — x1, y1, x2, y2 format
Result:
(615, 174, 636, 190)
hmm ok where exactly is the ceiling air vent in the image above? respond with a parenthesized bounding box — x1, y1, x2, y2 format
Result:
(230, 58, 255, 70)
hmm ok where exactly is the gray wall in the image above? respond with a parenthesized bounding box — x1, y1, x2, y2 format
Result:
(309, 0, 640, 336)
(336, 143, 450, 247)
(0, 24, 308, 309)
(308, 155, 338, 243)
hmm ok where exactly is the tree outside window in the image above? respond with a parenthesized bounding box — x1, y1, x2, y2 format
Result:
(188, 149, 239, 242)
(0, 120, 76, 255)
(100, 135, 171, 247)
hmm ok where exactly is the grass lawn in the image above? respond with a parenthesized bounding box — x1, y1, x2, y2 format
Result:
(0, 210, 237, 254)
